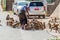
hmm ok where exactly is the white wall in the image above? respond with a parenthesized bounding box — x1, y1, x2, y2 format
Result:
(50, 3, 60, 18)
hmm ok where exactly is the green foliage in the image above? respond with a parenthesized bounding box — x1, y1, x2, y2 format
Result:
(3, 5, 6, 11)
(46, 0, 55, 3)
(3, 0, 6, 11)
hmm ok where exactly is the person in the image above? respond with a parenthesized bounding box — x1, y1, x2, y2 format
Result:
(19, 4, 29, 29)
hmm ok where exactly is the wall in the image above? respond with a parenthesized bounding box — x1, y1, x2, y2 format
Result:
(50, 3, 60, 17)
(6, 0, 14, 11)
(47, 0, 60, 16)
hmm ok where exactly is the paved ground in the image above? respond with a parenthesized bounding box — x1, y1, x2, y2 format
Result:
(0, 12, 23, 40)
(0, 3, 60, 40)
(0, 11, 56, 40)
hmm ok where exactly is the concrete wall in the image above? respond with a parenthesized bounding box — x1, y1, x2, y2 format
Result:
(47, 0, 60, 16)
(50, 3, 60, 18)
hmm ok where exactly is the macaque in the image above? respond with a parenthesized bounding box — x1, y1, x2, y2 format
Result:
(6, 15, 10, 20)
(53, 23, 59, 33)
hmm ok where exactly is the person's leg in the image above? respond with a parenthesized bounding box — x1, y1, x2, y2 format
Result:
(20, 19, 23, 28)
(21, 24, 25, 29)
(25, 18, 27, 24)
(20, 19, 26, 29)
(20, 10, 27, 29)
(22, 19, 27, 30)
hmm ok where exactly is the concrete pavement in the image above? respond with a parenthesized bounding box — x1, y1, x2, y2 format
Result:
(0, 11, 55, 40)
(0, 3, 60, 40)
